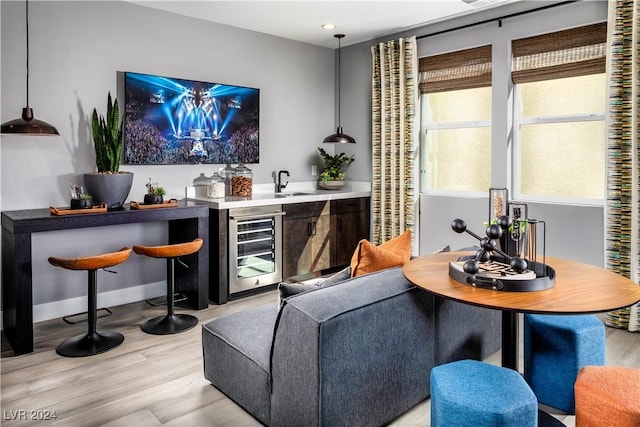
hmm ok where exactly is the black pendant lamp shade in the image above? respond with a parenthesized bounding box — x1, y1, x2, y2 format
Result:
(323, 34, 355, 144)
(1, 108, 59, 135)
(1, 0, 59, 136)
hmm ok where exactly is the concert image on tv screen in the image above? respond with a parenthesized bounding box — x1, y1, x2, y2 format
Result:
(123, 71, 259, 165)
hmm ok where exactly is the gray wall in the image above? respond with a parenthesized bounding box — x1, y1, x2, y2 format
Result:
(1, 0, 609, 322)
(0, 1, 335, 320)
(338, 0, 608, 267)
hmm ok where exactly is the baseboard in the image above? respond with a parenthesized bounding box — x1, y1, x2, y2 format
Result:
(0, 281, 166, 329)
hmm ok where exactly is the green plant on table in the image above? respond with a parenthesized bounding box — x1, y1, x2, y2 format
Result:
(154, 186, 166, 196)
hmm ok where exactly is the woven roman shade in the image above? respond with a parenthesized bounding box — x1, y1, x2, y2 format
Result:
(419, 45, 492, 93)
(512, 22, 607, 84)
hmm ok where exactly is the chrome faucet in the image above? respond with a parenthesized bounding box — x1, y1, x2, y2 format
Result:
(276, 170, 290, 193)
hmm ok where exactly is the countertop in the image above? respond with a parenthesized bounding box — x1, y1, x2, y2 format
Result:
(185, 181, 371, 209)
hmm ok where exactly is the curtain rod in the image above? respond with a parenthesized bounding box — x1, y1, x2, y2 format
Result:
(416, 0, 578, 40)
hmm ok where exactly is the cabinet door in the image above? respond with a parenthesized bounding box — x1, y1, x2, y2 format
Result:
(309, 213, 332, 273)
(282, 198, 369, 277)
(335, 211, 369, 266)
(282, 216, 313, 278)
(282, 213, 333, 278)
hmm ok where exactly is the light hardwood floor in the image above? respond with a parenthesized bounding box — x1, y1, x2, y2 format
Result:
(2, 291, 639, 426)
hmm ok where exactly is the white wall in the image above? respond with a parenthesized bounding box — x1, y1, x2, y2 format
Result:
(0, 1, 335, 320)
(339, 0, 608, 267)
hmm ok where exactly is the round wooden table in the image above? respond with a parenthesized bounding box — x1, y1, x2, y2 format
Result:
(403, 251, 640, 370)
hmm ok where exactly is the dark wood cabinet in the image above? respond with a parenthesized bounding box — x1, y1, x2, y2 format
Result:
(282, 197, 370, 278)
(282, 201, 332, 278)
(334, 197, 370, 266)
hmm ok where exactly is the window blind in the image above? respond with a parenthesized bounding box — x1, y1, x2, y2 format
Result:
(511, 22, 607, 84)
(418, 45, 492, 94)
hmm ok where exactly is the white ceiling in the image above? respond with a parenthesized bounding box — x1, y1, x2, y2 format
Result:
(128, 0, 524, 48)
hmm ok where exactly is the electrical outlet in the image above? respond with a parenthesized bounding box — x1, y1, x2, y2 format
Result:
(311, 165, 317, 176)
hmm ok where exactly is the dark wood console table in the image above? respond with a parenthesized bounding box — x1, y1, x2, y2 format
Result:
(2, 202, 209, 355)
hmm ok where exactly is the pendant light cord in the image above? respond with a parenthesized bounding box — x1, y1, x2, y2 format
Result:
(337, 35, 341, 129)
(322, 33, 354, 143)
(334, 34, 345, 130)
(25, 0, 30, 107)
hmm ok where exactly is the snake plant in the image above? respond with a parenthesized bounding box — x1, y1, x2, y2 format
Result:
(91, 92, 123, 173)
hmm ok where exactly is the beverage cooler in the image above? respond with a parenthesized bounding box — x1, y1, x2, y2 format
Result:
(228, 206, 284, 295)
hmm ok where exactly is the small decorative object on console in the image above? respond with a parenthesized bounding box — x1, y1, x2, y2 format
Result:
(449, 191, 554, 292)
(69, 184, 93, 209)
(144, 178, 165, 205)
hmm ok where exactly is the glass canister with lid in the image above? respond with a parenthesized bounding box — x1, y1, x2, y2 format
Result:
(207, 172, 225, 198)
(231, 163, 253, 197)
(221, 163, 234, 196)
(193, 172, 210, 197)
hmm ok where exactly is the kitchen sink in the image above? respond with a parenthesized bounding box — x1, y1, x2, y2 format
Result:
(274, 191, 313, 198)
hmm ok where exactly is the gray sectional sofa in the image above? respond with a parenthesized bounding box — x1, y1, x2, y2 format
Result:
(202, 266, 501, 427)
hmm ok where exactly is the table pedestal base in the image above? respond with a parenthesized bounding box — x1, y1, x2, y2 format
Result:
(502, 311, 519, 370)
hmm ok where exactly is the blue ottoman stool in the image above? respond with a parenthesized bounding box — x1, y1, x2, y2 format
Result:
(430, 359, 538, 427)
(524, 314, 605, 414)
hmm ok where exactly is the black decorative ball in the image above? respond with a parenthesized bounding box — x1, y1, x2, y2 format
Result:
(451, 219, 467, 234)
(478, 249, 491, 263)
(497, 215, 512, 229)
(463, 260, 479, 274)
(486, 223, 502, 239)
(480, 237, 496, 251)
(510, 257, 528, 274)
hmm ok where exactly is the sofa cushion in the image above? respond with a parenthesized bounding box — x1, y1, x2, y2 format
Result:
(277, 266, 352, 307)
(202, 303, 279, 425)
(350, 230, 412, 277)
(278, 282, 317, 299)
(320, 266, 352, 286)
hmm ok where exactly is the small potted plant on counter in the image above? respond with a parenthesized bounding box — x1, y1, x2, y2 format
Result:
(317, 147, 355, 190)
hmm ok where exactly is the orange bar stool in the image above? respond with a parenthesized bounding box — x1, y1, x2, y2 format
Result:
(48, 247, 132, 357)
(574, 366, 640, 426)
(133, 238, 203, 335)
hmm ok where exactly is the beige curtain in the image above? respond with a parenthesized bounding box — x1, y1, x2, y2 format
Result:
(604, 0, 639, 332)
(370, 36, 418, 246)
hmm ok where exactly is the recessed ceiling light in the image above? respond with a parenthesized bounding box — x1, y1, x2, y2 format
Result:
(322, 24, 336, 30)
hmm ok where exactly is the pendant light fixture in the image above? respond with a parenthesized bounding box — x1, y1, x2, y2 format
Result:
(323, 34, 355, 144)
(1, 0, 59, 135)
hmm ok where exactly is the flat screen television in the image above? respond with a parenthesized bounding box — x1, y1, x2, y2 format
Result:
(123, 71, 259, 165)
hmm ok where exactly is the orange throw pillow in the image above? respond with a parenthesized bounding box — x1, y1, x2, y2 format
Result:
(350, 230, 412, 277)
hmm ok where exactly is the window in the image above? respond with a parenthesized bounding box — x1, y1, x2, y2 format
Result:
(422, 87, 492, 192)
(418, 45, 492, 194)
(418, 23, 607, 204)
(511, 22, 607, 204)
(514, 74, 606, 202)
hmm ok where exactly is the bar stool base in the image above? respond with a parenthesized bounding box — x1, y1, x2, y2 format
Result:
(56, 331, 124, 357)
(141, 314, 198, 335)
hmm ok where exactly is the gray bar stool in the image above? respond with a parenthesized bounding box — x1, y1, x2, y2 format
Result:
(48, 247, 132, 357)
(133, 238, 203, 335)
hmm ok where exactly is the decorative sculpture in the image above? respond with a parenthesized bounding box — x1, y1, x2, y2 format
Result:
(448, 201, 554, 291)
(451, 218, 528, 275)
